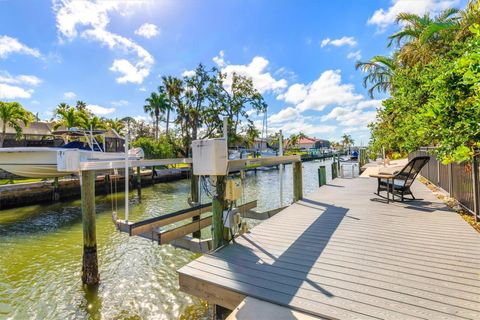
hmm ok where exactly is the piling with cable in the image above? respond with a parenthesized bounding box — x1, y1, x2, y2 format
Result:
(81, 170, 99, 285)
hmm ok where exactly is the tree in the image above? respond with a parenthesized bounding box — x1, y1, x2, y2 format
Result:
(243, 124, 260, 149)
(76, 100, 88, 112)
(211, 71, 268, 144)
(52, 105, 86, 130)
(388, 9, 460, 65)
(341, 134, 354, 148)
(355, 55, 396, 98)
(144, 89, 168, 141)
(0, 101, 32, 148)
(161, 76, 178, 136)
(105, 118, 125, 133)
(83, 116, 106, 131)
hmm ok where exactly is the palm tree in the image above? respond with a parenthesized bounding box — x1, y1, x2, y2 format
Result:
(341, 134, 354, 149)
(83, 116, 106, 131)
(356, 55, 395, 98)
(76, 100, 88, 112)
(0, 101, 32, 148)
(388, 9, 460, 65)
(144, 90, 168, 141)
(161, 76, 179, 136)
(456, 0, 480, 40)
(52, 106, 85, 130)
(105, 118, 125, 133)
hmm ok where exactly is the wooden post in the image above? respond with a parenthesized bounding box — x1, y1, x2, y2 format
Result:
(212, 176, 226, 249)
(136, 167, 142, 202)
(81, 170, 99, 285)
(190, 165, 201, 239)
(293, 161, 303, 202)
(318, 165, 326, 187)
(472, 155, 479, 223)
(52, 177, 60, 201)
(331, 162, 337, 179)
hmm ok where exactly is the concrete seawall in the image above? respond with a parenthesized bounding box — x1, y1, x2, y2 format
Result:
(0, 168, 190, 210)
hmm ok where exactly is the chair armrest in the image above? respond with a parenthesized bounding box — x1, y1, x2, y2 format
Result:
(369, 174, 395, 179)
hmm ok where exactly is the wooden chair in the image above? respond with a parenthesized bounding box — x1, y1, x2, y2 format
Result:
(370, 156, 430, 203)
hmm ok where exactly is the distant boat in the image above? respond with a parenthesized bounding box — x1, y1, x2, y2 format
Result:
(0, 129, 143, 178)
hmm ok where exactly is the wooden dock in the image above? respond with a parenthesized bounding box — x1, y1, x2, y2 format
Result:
(178, 177, 480, 319)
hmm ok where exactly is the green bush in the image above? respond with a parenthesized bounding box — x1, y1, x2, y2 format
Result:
(132, 136, 175, 159)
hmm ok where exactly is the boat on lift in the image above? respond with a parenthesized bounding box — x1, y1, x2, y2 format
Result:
(0, 128, 143, 178)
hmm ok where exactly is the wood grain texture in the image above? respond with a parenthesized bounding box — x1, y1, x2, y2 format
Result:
(178, 177, 480, 319)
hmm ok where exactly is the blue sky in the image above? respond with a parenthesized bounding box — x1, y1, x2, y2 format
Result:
(0, 0, 466, 144)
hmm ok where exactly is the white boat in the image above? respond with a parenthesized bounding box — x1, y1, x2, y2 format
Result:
(0, 129, 143, 178)
(0, 147, 142, 177)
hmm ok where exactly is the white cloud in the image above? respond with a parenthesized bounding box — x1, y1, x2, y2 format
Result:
(138, 87, 147, 92)
(213, 50, 226, 67)
(111, 99, 128, 107)
(356, 99, 383, 109)
(0, 72, 42, 86)
(268, 107, 300, 124)
(87, 104, 115, 115)
(215, 52, 287, 94)
(0, 83, 33, 99)
(0, 35, 41, 59)
(320, 36, 357, 48)
(134, 23, 160, 39)
(347, 50, 362, 61)
(64, 91, 77, 99)
(182, 69, 196, 77)
(368, 0, 460, 31)
(322, 106, 377, 127)
(276, 83, 307, 105)
(133, 115, 148, 122)
(270, 117, 336, 137)
(279, 70, 362, 112)
(53, 0, 153, 84)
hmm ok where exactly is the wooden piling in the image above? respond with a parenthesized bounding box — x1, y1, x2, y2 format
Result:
(293, 161, 303, 202)
(136, 167, 142, 202)
(190, 166, 201, 239)
(81, 170, 99, 285)
(318, 165, 326, 187)
(331, 162, 337, 179)
(52, 177, 60, 201)
(212, 176, 226, 250)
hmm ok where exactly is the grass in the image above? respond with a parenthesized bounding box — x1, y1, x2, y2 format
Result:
(418, 176, 480, 233)
(0, 178, 45, 185)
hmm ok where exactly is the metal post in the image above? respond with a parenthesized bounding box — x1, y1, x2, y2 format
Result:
(279, 130, 284, 206)
(81, 170, 99, 285)
(124, 131, 129, 222)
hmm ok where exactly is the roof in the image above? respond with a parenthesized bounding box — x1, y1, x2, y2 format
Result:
(298, 137, 318, 144)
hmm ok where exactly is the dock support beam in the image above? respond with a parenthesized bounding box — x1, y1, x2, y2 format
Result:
(81, 170, 99, 285)
(293, 161, 303, 202)
(212, 176, 226, 250)
(318, 165, 326, 187)
(190, 166, 201, 238)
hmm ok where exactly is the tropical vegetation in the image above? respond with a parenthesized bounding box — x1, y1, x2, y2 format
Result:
(358, 0, 480, 163)
(0, 101, 33, 148)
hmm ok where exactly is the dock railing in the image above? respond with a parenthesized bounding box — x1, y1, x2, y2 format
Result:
(410, 147, 479, 222)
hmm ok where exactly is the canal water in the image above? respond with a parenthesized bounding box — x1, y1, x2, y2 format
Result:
(0, 160, 334, 320)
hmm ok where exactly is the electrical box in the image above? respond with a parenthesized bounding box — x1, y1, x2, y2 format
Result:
(225, 179, 241, 201)
(57, 150, 80, 172)
(192, 138, 228, 175)
(223, 208, 240, 228)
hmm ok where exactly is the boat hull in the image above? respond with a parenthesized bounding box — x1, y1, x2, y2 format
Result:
(0, 147, 135, 178)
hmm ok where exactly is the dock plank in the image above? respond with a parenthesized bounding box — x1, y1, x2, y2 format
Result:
(178, 177, 480, 319)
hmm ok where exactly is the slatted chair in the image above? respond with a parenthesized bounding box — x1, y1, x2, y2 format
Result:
(371, 156, 430, 202)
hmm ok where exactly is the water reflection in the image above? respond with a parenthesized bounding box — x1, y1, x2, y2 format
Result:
(0, 160, 332, 319)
